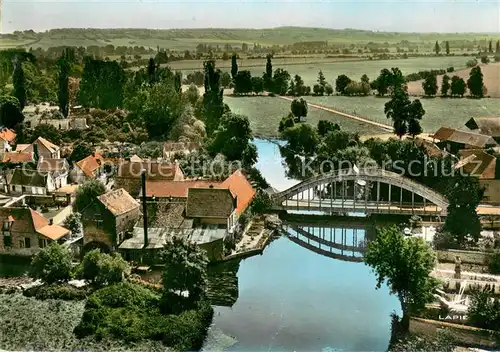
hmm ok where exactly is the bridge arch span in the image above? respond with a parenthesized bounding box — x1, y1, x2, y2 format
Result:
(272, 168, 449, 216)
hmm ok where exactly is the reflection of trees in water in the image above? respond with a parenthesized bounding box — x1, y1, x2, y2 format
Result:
(207, 259, 240, 307)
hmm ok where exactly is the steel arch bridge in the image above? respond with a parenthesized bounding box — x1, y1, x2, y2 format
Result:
(271, 167, 449, 216)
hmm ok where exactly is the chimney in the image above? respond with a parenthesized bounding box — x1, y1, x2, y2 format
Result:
(49, 218, 53, 225)
(141, 169, 148, 249)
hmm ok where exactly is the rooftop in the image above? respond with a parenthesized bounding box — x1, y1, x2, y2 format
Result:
(186, 188, 234, 219)
(2, 152, 34, 164)
(116, 161, 184, 181)
(37, 158, 68, 174)
(221, 170, 256, 215)
(457, 149, 496, 179)
(35, 137, 60, 153)
(97, 188, 140, 216)
(75, 152, 104, 178)
(10, 168, 48, 187)
(465, 117, 500, 137)
(142, 179, 221, 198)
(0, 129, 16, 143)
(432, 127, 498, 148)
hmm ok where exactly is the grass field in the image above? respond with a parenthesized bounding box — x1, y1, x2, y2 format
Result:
(175, 56, 474, 88)
(224, 96, 381, 137)
(305, 95, 500, 133)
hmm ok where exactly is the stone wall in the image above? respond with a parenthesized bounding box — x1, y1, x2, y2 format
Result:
(410, 317, 499, 348)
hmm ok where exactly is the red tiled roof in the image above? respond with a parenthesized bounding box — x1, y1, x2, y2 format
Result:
(144, 180, 221, 198)
(457, 149, 496, 179)
(2, 152, 34, 163)
(0, 129, 16, 143)
(117, 161, 184, 181)
(75, 152, 104, 178)
(98, 188, 140, 216)
(220, 170, 256, 215)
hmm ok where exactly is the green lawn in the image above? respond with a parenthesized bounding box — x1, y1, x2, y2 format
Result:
(224, 96, 381, 137)
(305, 95, 500, 133)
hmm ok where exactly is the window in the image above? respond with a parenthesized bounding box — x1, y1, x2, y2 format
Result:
(22, 186, 26, 193)
(25, 238, 31, 248)
(38, 238, 49, 249)
(3, 235, 12, 248)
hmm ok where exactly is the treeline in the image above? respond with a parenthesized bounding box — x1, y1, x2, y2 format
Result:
(422, 66, 486, 98)
(405, 67, 454, 82)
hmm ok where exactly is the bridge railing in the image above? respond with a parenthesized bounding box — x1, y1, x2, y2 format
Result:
(272, 167, 449, 213)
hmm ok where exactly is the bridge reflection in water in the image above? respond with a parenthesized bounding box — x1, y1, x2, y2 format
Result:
(281, 217, 378, 263)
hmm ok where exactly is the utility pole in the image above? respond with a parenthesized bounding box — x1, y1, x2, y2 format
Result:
(141, 170, 148, 249)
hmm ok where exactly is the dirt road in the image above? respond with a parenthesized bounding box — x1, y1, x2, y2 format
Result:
(277, 95, 393, 132)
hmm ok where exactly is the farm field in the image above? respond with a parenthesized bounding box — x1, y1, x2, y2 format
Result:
(305, 95, 500, 133)
(3, 27, 500, 50)
(224, 96, 382, 137)
(407, 62, 500, 98)
(177, 55, 474, 87)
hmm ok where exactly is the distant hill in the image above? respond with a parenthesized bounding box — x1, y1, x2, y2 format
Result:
(1, 27, 499, 50)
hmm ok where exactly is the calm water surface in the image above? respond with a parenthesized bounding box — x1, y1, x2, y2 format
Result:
(202, 139, 400, 351)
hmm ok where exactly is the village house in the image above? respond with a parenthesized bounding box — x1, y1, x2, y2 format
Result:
(37, 117, 89, 130)
(456, 149, 500, 204)
(36, 157, 69, 189)
(465, 117, 500, 143)
(8, 168, 55, 195)
(163, 141, 201, 160)
(1, 151, 35, 165)
(114, 161, 184, 197)
(70, 152, 105, 184)
(0, 207, 71, 256)
(81, 188, 141, 250)
(0, 128, 16, 156)
(186, 188, 238, 232)
(431, 127, 498, 154)
(19, 137, 61, 159)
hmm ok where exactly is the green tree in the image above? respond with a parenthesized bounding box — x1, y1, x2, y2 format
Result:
(31, 124, 62, 145)
(69, 141, 94, 163)
(29, 243, 73, 284)
(0, 95, 24, 128)
(231, 54, 238, 79)
(147, 57, 156, 86)
(220, 71, 232, 88)
(440, 74, 451, 96)
(278, 113, 295, 133)
(80, 249, 130, 287)
(291, 74, 307, 96)
(467, 291, 500, 330)
(161, 236, 209, 306)
(496, 40, 500, 53)
(57, 52, 70, 118)
(467, 66, 484, 98)
(251, 190, 273, 213)
(372, 68, 394, 96)
(445, 41, 450, 55)
(233, 70, 253, 95)
(317, 120, 340, 136)
(185, 83, 200, 106)
(384, 88, 425, 138)
(324, 83, 334, 95)
(272, 68, 291, 95)
(390, 330, 454, 352)
(202, 59, 225, 136)
(282, 123, 319, 156)
(444, 175, 483, 248)
(209, 112, 254, 162)
(421, 75, 437, 96)
(251, 76, 264, 94)
(450, 75, 467, 97)
(63, 212, 82, 234)
(138, 80, 185, 138)
(264, 54, 273, 92)
(313, 84, 324, 96)
(74, 178, 106, 212)
(317, 70, 327, 88)
(335, 74, 352, 95)
(13, 60, 27, 110)
(489, 40, 493, 53)
(365, 226, 437, 333)
(481, 55, 490, 64)
(290, 97, 308, 121)
(434, 41, 441, 55)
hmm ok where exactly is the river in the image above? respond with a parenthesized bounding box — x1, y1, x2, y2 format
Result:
(201, 139, 401, 351)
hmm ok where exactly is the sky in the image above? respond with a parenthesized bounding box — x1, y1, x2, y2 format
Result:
(2, 0, 500, 33)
